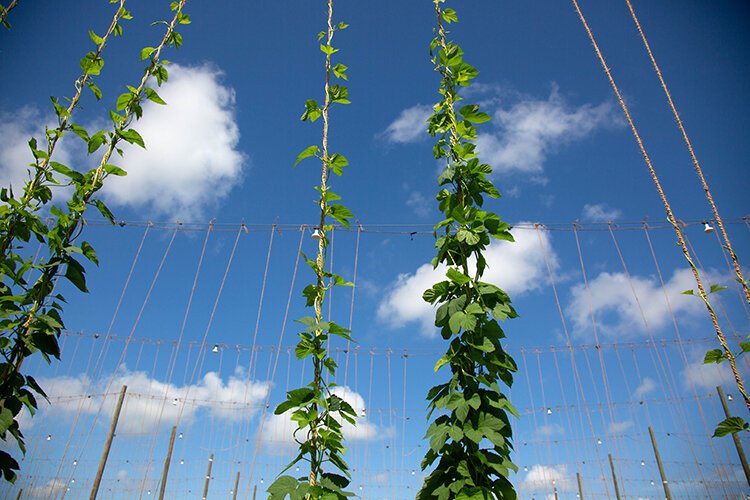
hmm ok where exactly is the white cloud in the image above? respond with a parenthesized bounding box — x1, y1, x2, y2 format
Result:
(582, 203, 622, 221)
(475, 86, 618, 178)
(102, 63, 245, 220)
(0, 107, 74, 194)
(521, 464, 573, 492)
(633, 376, 657, 399)
(405, 191, 431, 217)
(537, 423, 564, 437)
(377, 225, 557, 336)
(258, 386, 380, 453)
(566, 268, 723, 340)
(380, 104, 433, 143)
(682, 352, 734, 391)
(38, 365, 268, 434)
(26, 478, 67, 498)
(609, 420, 633, 434)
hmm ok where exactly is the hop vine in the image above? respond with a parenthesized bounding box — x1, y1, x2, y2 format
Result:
(0, 0, 190, 483)
(418, 1, 519, 498)
(267, 1, 356, 499)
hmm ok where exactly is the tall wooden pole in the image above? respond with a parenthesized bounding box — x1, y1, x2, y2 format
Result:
(157, 426, 177, 500)
(252, 484, 257, 500)
(15, 488, 22, 500)
(202, 453, 214, 500)
(608, 453, 622, 500)
(648, 426, 672, 500)
(576, 471, 584, 499)
(553, 486, 558, 500)
(717, 385, 750, 487)
(89, 385, 127, 500)
(231, 470, 240, 500)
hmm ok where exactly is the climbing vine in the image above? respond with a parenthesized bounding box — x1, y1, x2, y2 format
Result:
(267, 1, 356, 499)
(0, 0, 190, 482)
(0, 0, 18, 28)
(418, 1, 518, 498)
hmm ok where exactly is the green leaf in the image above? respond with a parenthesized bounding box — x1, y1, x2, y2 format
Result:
(704, 349, 726, 364)
(446, 268, 471, 285)
(0, 408, 13, 435)
(442, 8, 458, 23)
(301, 100, 321, 122)
(64, 259, 88, 293)
(681, 289, 695, 296)
(320, 44, 338, 55)
(333, 63, 348, 80)
(434, 355, 450, 372)
(103, 164, 127, 176)
(49, 162, 83, 183)
(69, 124, 90, 142)
(88, 131, 107, 154)
(267, 476, 301, 500)
(94, 199, 116, 224)
(88, 30, 104, 45)
(118, 128, 145, 149)
(144, 87, 167, 105)
(0, 451, 19, 483)
(713, 416, 749, 437)
(295, 145, 320, 166)
(709, 284, 728, 294)
(81, 241, 99, 265)
(458, 104, 491, 124)
(79, 52, 104, 76)
(456, 488, 488, 500)
(328, 205, 353, 229)
(449, 311, 466, 334)
(328, 153, 348, 176)
(116, 92, 133, 111)
(328, 85, 350, 104)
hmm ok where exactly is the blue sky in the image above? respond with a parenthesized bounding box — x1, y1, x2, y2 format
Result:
(1, 0, 749, 498)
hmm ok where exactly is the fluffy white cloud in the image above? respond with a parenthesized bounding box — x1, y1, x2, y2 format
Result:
(537, 423, 564, 437)
(38, 365, 268, 434)
(26, 478, 67, 498)
(682, 352, 735, 391)
(566, 268, 723, 340)
(581, 203, 622, 221)
(377, 225, 557, 336)
(609, 420, 633, 434)
(258, 385, 380, 453)
(521, 464, 573, 492)
(405, 191, 431, 217)
(0, 107, 74, 193)
(633, 376, 657, 400)
(475, 87, 618, 178)
(102, 63, 245, 220)
(380, 104, 433, 143)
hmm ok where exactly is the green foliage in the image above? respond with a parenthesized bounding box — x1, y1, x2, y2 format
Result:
(418, 2, 518, 498)
(713, 416, 749, 438)
(0, 0, 18, 29)
(0, 0, 190, 482)
(268, 1, 355, 498)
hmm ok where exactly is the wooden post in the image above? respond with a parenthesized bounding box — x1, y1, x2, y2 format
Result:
(252, 484, 257, 500)
(717, 386, 750, 487)
(89, 385, 127, 500)
(648, 426, 672, 500)
(608, 453, 622, 500)
(201, 453, 214, 500)
(553, 486, 558, 500)
(231, 470, 240, 500)
(576, 471, 584, 499)
(15, 488, 22, 500)
(157, 426, 177, 500)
